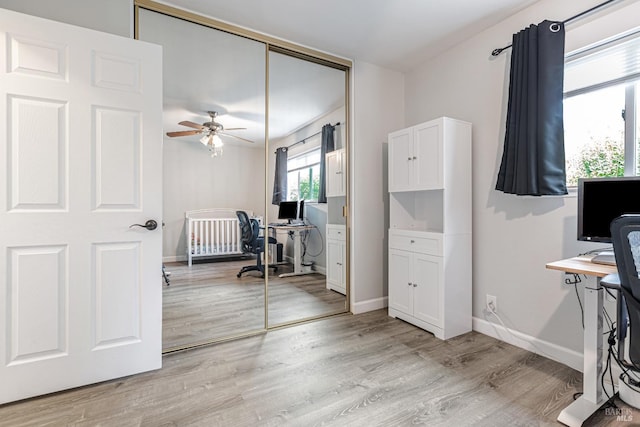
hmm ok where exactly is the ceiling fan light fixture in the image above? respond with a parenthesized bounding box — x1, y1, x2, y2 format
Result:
(208, 134, 223, 157)
(199, 134, 210, 146)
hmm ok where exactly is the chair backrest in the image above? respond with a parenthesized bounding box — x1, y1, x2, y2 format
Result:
(611, 214, 640, 367)
(236, 210, 257, 254)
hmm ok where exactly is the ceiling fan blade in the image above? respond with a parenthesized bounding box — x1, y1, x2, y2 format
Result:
(223, 127, 247, 131)
(219, 131, 254, 144)
(166, 130, 201, 137)
(178, 120, 205, 129)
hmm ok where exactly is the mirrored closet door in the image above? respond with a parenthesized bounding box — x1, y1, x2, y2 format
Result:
(138, 8, 268, 351)
(136, 0, 350, 353)
(266, 50, 348, 327)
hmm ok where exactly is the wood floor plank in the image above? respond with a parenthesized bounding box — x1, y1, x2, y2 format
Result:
(3, 309, 639, 426)
(163, 259, 346, 349)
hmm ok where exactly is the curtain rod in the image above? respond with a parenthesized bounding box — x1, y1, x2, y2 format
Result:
(490, 0, 618, 57)
(277, 122, 341, 152)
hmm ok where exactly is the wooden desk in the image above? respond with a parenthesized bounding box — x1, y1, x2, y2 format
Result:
(546, 256, 617, 278)
(546, 256, 617, 427)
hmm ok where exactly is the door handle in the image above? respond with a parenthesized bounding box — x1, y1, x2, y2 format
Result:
(129, 219, 158, 231)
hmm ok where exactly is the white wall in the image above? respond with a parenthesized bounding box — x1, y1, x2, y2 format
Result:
(163, 140, 264, 260)
(351, 61, 405, 313)
(0, 0, 132, 37)
(404, 0, 640, 362)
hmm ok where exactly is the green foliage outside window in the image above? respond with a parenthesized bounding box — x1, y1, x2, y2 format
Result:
(298, 174, 320, 201)
(566, 136, 625, 187)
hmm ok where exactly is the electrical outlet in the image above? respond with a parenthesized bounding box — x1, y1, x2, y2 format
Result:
(486, 294, 497, 312)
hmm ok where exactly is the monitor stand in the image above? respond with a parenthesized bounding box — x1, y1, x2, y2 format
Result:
(591, 250, 616, 266)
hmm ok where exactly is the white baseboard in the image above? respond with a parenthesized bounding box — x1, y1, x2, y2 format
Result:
(163, 255, 186, 263)
(351, 296, 388, 314)
(473, 316, 583, 372)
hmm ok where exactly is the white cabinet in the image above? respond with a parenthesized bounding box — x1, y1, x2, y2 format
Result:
(389, 247, 442, 327)
(388, 117, 472, 340)
(326, 224, 346, 294)
(388, 121, 442, 192)
(326, 148, 345, 197)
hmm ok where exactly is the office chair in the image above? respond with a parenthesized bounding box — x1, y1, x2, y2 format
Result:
(600, 214, 640, 408)
(236, 210, 278, 278)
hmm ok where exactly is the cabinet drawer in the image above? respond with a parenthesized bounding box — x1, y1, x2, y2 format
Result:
(327, 225, 346, 241)
(389, 232, 442, 255)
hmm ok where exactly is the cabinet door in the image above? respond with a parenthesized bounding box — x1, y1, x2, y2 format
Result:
(325, 150, 344, 197)
(327, 238, 345, 293)
(388, 249, 412, 315)
(388, 128, 413, 192)
(413, 121, 443, 189)
(412, 253, 442, 327)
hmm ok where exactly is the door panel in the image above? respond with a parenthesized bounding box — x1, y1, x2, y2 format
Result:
(93, 107, 141, 210)
(414, 122, 442, 189)
(413, 253, 442, 327)
(7, 245, 67, 365)
(388, 249, 412, 315)
(0, 8, 163, 404)
(388, 128, 412, 192)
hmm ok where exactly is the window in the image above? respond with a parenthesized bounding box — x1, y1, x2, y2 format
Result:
(287, 148, 320, 201)
(564, 32, 640, 187)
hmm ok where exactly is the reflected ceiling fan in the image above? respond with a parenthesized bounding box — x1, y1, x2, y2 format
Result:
(166, 111, 252, 157)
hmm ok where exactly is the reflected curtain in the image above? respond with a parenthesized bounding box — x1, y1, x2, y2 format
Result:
(272, 147, 288, 205)
(496, 20, 567, 196)
(318, 124, 335, 203)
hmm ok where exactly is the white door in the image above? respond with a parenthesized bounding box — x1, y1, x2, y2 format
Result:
(0, 8, 163, 404)
(413, 253, 442, 327)
(327, 238, 344, 293)
(326, 149, 346, 197)
(388, 128, 413, 192)
(388, 249, 412, 315)
(414, 121, 442, 190)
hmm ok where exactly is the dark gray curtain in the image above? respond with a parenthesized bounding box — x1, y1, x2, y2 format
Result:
(496, 20, 567, 196)
(318, 124, 335, 203)
(272, 147, 288, 205)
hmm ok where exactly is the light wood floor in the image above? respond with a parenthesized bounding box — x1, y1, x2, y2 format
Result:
(2, 309, 638, 426)
(163, 259, 346, 350)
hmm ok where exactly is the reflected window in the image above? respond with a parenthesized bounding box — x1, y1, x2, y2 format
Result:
(287, 148, 320, 201)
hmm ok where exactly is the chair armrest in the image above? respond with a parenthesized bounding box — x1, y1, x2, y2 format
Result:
(601, 273, 621, 290)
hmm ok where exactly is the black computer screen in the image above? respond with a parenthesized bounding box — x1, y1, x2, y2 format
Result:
(278, 201, 298, 222)
(578, 177, 640, 243)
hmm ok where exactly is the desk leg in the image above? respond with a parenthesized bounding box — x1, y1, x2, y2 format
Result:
(278, 229, 314, 278)
(558, 277, 614, 426)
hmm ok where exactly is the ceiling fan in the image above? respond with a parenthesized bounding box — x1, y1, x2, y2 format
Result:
(166, 111, 253, 157)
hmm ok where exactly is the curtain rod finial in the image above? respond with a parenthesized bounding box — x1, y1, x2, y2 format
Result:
(492, 48, 503, 57)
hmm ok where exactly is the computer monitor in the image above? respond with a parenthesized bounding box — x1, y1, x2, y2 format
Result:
(578, 176, 640, 243)
(278, 201, 298, 223)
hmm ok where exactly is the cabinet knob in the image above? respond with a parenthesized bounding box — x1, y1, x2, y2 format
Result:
(413, 156, 417, 160)
(408, 282, 412, 286)
(413, 283, 418, 287)
(410, 240, 415, 243)
(407, 157, 412, 161)
(337, 262, 342, 266)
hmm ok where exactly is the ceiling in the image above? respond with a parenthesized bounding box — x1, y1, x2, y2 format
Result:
(144, 0, 540, 148)
(157, 0, 539, 72)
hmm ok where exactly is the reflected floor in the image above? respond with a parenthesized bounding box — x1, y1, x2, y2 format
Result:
(162, 259, 346, 350)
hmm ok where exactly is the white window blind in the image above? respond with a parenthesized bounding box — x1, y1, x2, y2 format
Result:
(565, 31, 640, 97)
